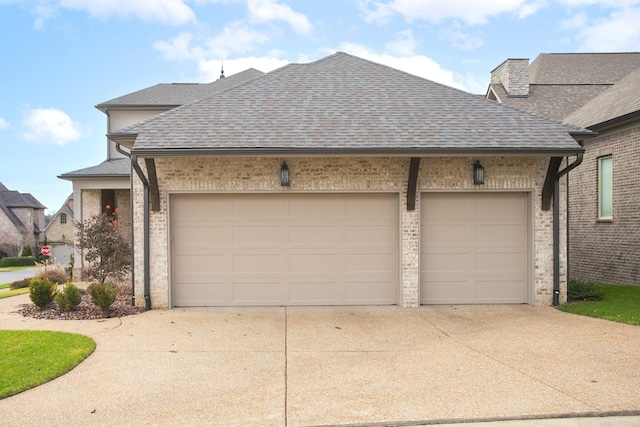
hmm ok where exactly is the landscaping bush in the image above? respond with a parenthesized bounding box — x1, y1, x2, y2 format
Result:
(568, 279, 605, 302)
(88, 283, 117, 314)
(29, 278, 58, 309)
(54, 283, 82, 312)
(0, 257, 36, 267)
(9, 278, 31, 290)
(21, 246, 32, 257)
(38, 268, 70, 285)
(64, 254, 74, 281)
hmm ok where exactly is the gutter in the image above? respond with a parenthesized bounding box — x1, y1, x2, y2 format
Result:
(115, 144, 151, 310)
(553, 153, 583, 306)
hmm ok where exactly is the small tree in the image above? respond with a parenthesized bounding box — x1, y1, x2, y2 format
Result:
(75, 209, 131, 286)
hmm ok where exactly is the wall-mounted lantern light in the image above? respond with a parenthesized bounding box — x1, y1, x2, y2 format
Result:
(280, 161, 290, 186)
(473, 160, 484, 185)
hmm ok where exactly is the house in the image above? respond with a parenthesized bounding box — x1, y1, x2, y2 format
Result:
(92, 52, 591, 309)
(43, 194, 75, 264)
(486, 53, 640, 287)
(59, 68, 265, 277)
(0, 181, 46, 257)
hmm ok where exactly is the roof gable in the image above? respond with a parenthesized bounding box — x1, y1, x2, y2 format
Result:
(122, 52, 585, 156)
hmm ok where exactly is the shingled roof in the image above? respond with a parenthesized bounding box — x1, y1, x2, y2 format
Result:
(488, 52, 640, 121)
(96, 69, 264, 110)
(564, 67, 640, 129)
(59, 158, 130, 180)
(114, 52, 586, 156)
(0, 181, 46, 233)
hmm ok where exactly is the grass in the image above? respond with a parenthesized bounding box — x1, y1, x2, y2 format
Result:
(0, 330, 96, 399)
(0, 266, 35, 272)
(559, 284, 640, 326)
(0, 283, 9, 289)
(0, 288, 30, 299)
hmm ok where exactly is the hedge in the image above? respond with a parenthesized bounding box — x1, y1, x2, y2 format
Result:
(0, 257, 37, 267)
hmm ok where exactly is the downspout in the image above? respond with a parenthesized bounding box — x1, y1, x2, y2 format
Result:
(553, 153, 583, 306)
(114, 144, 135, 306)
(130, 155, 152, 310)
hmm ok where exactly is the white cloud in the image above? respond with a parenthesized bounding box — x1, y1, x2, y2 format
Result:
(571, 7, 640, 51)
(360, 0, 543, 25)
(21, 108, 86, 146)
(438, 23, 484, 50)
(30, 0, 196, 27)
(0, 117, 9, 129)
(247, 0, 313, 35)
(385, 29, 420, 56)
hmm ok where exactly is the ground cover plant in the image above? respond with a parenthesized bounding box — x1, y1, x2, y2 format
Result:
(560, 282, 640, 326)
(0, 330, 95, 399)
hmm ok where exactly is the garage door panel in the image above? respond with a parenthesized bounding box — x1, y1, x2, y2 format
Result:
(476, 252, 524, 272)
(421, 193, 528, 304)
(289, 253, 340, 272)
(171, 193, 398, 306)
(290, 225, 343, 245)
(346, 225, 397, 245)
(232, 254, 283, 273)
(475, 225, 524, 243)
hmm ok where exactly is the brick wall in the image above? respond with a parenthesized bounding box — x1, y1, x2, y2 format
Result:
(131, 155, 561, 308)
(490, 59, 529, 96)
(569, 125, 640, 286)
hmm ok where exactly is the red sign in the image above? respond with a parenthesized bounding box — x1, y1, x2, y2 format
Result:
(41, 246, 50, 256)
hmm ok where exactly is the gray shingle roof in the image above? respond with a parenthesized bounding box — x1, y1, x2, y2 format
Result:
(96, 69, 264, 109)
(564, 67, 640, 129)
(490, 53, 640, 121)
(59, 159, 130, 179)
(0, 182, 46, 232)
(120, 52, 585, 156)
(529, 53, 640, 84)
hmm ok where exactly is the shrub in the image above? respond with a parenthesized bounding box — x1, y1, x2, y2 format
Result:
(75, 211, 131, 286)
(88, 283, 117, 314)
(568, 279, 605, 302)
(29, 278, 58, 309)
(0, 257, 36, 267)
(9, 278, 31, 290)
(39, 268, 70, 285)
(54, 283, 82, 312)
(21, 246, 32, 257)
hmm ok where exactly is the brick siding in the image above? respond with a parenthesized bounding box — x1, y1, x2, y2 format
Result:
(130, 156, 563, 308)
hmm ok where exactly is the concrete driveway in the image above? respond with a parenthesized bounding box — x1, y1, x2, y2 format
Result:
(1, 293, 639, 427)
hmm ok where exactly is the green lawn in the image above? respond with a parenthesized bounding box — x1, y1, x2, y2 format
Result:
(559, 284, 640, 326)
(0, 288, 30, 299)
(0, 283, 9, 289)
(0, 330, 96, 399)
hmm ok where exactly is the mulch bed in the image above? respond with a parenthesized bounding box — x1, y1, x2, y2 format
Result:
(16, 294, 145, 320)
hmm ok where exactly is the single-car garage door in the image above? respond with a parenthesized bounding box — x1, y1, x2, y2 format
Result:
(171, 193, 398, 306)
(420, 192, 528, 304)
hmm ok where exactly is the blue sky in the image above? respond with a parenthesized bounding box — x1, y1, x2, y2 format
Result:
(1, 0, 639, 214)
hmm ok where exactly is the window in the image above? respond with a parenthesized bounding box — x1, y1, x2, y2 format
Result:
(60, 213, 67, 224)
(598, 156, 612, 220)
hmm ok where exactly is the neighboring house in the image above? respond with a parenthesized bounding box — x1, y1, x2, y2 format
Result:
(59, 68, 265, 277)
(0, 181, 46, 257)
(43, 194, 75, 265)
(486, 53, 640, 287)
(96, 52, 591, 309)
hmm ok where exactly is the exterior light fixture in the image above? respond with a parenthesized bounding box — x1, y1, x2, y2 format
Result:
(280, 161, 290, 186)
(473, 160, 484, 185)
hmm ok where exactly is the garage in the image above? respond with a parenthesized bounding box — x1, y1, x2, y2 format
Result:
(170, 193, 399, 306)
(420, 192, 529, 304)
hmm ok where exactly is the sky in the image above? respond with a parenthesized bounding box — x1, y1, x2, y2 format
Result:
(1, 0, 639, 215)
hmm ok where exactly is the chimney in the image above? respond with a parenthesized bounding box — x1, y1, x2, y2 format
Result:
(490, 58, 529, 97)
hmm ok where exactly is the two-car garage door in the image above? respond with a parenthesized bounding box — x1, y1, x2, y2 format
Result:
(171, 193, 398, 307)
(170, 192, 528, 307)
